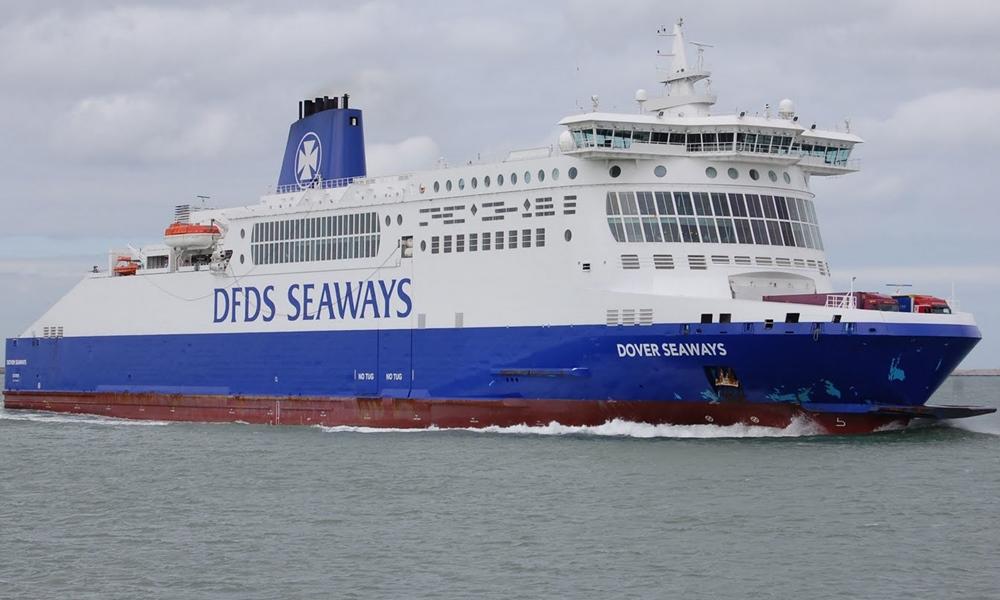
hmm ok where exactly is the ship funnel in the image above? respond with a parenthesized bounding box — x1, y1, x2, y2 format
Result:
(277, 93, 366, 190)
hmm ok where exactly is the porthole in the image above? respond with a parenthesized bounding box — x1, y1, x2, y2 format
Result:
(471, 177, 478, 189)
(727, 167, 739, 179)
(397, 214, 402, 225)
(434, 181, 440, 192)
(458, 178, 465, 190)
(385, 215, 391, 226)
(609, 165, 622, 178)
(654, 165, 667, 178)
(568, 166, 578, 179)
(524, 171, 531, 183)
(420, 240, 427, 252)
(446, 180, 453, 191)
(484, 175, 491, 187)
(240, 254, 245, 264)
(768, 170, 778, 182)
(749, 168, 760, 180)
(783, 171, 792, 184)
(552, 168, 560, 180)
(240, 228, 245, 239)
(511, 172, 518, 184)
(706, 166, 717, 178)
(564, 229, 573, 242)
(498, 174, 504, 186)
(538, 169, 545, 182)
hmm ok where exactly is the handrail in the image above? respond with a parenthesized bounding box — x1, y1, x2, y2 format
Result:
(569, 139, 859, 167)
(825, 293, 857, 309)
(272, 176, 357, 195)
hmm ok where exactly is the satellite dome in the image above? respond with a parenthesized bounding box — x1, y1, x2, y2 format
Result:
(778, 98, 795, 119)
(558, 130, 576, 152)
(635, 89, 648, 103)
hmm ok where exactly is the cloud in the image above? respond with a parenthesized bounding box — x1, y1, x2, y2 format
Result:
(56, 93, 236, 163)
(859, 88, 1000, 153)
(366, 136, 441, 176)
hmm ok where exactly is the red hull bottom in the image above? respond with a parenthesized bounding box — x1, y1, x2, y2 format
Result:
(1, 391, 911, 435)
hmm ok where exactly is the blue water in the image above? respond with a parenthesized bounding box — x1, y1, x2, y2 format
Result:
(1, 377, 998, 599)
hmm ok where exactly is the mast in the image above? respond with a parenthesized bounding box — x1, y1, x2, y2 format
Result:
(645, 19, 717, 117)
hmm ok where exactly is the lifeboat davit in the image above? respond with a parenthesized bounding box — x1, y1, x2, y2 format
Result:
(164, 222, 222, 250)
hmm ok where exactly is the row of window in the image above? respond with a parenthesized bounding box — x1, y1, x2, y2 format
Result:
(606, 191, 825, 250)
(251, 236, 381, 265)
(429, 168, 578, 195)
(250, 211, 382, 265)
(570, 128, 852, 165)
(427, 229, 547, 254)
(250, 212, 380, 243)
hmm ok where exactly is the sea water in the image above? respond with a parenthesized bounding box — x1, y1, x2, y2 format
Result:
(1, 377, 997, 599)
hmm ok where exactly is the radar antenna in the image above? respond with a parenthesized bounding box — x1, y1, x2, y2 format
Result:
(690, 41, 714, 71)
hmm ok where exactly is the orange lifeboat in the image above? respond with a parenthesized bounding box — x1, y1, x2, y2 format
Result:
(113, 256, 139, 276)
(164, 222, 222, 250)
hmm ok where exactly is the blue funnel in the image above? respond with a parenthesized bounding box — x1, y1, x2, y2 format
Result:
(277, 95, 366, 189)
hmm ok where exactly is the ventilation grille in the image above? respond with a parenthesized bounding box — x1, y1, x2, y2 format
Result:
(174, 204, 191, 224)
(563, 195, 577, 215)
(621, 254, 640, 270)
(775, 257, 792, 267)
(734, 255, 752, 266)
(41, 326, 64, 339)
(793, 258, 806, 268)
(653, 254, 675, 269)
(711, 255, 731, 265)
(606, 308, 653, 326)
(688, 255, 707, 270)
(755, 256, 773, 266)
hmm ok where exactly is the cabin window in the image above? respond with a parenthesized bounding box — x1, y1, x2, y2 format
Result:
(567, 167, 578, 180)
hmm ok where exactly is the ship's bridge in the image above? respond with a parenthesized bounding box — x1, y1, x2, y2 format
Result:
(558, 19, 862, 177)
(558, 113, 860, 177)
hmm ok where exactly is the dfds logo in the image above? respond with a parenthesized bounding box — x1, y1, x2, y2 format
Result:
(213, 278, 412, 323)
(296, 131, 322, 188)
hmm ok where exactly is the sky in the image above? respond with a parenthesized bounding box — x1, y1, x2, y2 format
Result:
(1, 0, 998, 367)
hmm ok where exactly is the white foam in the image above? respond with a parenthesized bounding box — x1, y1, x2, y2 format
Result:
(0, 408, 170, 427)
(317, 417, 823, 439)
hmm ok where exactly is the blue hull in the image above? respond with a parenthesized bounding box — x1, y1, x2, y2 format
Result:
(4, 321, 980, 410)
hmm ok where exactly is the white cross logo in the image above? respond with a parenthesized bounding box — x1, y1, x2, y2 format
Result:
(296, 132, 322, 188)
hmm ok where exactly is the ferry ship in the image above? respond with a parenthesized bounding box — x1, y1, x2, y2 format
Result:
(4, 21, 993, 434)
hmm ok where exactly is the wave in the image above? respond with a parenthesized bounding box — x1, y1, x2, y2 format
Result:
(318, 417, 823, 439)
(0, 408, 170, 427)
